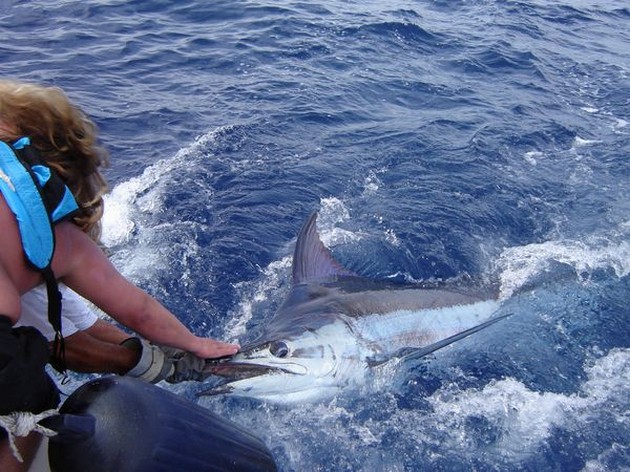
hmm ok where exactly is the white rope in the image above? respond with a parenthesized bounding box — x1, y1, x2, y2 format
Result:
(0, 409, 58, 463)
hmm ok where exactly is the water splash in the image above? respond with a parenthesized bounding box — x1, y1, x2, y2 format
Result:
(495, 227, 630, 299)
(101, 127, 231, 248)
(427, 348, 629, 462)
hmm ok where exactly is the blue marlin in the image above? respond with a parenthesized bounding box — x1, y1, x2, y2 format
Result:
(201, 212, 509, 403)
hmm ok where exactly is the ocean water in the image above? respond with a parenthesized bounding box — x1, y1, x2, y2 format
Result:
(2, 1, 629, 470)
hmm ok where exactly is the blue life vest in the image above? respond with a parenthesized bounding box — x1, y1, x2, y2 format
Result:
(0, 137, 79, 371)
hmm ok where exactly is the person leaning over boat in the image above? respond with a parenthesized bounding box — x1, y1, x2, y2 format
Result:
(18, 284, 219, 382)
(0, 79, 239, 472)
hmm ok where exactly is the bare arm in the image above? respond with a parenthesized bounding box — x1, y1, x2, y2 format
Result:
(53, 222, 239, 359)
(61, 329, 138, 374)
(84, 318, 130, 344)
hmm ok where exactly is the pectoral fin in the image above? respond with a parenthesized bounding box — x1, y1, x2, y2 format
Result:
(367, 312, 512, 367)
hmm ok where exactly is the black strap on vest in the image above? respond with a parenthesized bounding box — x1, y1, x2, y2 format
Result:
(16, 145, 67, 372)
(42, 269, 66, 372)
(15, 143, 68, 373)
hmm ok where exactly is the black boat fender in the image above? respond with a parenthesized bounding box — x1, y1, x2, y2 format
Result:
(41, 376, 277, 472)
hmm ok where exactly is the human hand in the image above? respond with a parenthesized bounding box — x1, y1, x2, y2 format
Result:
(191, 337, 240, 360)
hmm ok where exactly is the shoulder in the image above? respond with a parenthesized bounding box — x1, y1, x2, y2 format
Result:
(52, 221, 99, 269)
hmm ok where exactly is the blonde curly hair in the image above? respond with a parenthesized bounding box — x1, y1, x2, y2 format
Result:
(0, 79, 109, 242)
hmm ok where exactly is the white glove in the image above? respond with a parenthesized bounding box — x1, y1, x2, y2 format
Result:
(121, 337, 174, 383)
(122, 338, 211, 384)
(158, 346, 211, 384)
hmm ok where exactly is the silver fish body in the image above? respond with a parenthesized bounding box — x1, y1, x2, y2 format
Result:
(201, 213, 507, 403)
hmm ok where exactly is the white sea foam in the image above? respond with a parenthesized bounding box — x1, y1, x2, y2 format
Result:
(495, 226, 630, 298)
(101, 128, 228, 248)
(426, 348, 630, 461)
(318, 197, 364, 248)
(573, 136, 601, 147)
(362, 169, 383, 196)
(224, 256, 292, 340)
(100, 129, 230, 282)
(613, 118, 628, 131)
(524, 150, 543, 165)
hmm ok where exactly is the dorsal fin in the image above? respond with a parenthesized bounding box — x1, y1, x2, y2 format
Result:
(291, 212, 356, 285)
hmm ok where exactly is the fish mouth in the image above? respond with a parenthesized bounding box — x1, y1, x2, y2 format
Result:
(203, 361, 297, 380)
(205, 339, 309, 377)
(198, 348, 307, 397)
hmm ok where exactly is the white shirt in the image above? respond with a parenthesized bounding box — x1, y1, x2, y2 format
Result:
(17, 284, 98, 341)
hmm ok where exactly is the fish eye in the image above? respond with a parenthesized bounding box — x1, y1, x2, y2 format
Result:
(270, 341, 290, 358)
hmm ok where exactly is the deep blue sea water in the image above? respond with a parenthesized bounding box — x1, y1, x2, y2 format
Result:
(2, 1, 629, 470)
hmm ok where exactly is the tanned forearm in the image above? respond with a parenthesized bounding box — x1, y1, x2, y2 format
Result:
(57, 224, 239, 359)
(84, 319, 130, 345)
(59, 330, 138, 374)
